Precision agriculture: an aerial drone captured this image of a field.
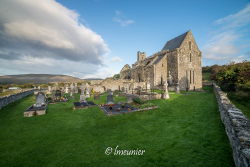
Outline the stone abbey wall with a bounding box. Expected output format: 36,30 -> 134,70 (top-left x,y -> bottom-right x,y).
0,89 -> 34,109
177,33 -> 202,91
213,83 -> 250,167
119,31 -> 202,90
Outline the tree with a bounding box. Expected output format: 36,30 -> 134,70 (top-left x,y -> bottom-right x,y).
113,74 -> 120,80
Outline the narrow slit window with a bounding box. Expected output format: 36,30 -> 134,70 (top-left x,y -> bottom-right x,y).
190,70 -> 192,84
189,41 -> 191,50
190,53 -> 192,62
186,70 -> 188,84
193,71 -> 194,84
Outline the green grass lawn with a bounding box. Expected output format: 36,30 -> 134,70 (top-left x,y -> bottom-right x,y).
0,86 -> 234,167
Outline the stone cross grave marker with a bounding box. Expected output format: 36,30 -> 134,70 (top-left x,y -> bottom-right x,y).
163,81 -> 170,99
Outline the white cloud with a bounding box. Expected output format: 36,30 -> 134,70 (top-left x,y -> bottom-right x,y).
83,66 -> 116,79
0,0 -> 109,63
203,32 -> 239,60
215,3 -> 250,29
0,57 -> 100,77
111,56 -> 123,62
202,3 -> 250,62
0,0 -> 114,79
113,10 -> 135,27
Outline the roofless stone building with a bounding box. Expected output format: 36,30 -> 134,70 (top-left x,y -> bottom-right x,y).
120,31 -> 202,91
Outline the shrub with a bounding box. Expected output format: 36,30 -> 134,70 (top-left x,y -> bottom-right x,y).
214,61 -> 250,92
133,97 -> 144,104
113,74 -> 120,80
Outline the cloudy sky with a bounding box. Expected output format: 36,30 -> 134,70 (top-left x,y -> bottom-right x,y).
0,0 -> 249,79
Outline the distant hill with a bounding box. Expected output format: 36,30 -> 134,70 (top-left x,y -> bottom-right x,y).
84,78 -> 103,80
0,74 -> 84,84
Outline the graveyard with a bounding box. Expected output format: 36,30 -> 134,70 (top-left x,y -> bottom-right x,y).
0,86 -> 234,167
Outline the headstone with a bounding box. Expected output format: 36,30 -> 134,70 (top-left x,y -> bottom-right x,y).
85,89 -> 90,98
146,83 -> 151,92
75,86 -> 78,94
163,81 -> 170,99
70,83 -> 74,89
48,86 -> 51,92
176,82 -> 180,94
126,95 -> 133,103
107,91 -> 114,104
70,83 -> 74,94
65,86 -> 69,93
35,92 -> 46,107
80,94 -> 86,102
80,84 -> 85,91
38,86 -> 41,90
81,88 -> 85,95
130,83 -> 134,90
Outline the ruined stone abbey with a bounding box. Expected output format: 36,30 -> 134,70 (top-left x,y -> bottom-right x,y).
120,31 -> 202,90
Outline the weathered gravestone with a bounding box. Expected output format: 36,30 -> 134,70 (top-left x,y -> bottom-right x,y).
65,86 -> 69,93
80,94 -> 86,102
176,82 -> 180,94
85,89 -> 90,98
163,81 -> 170,99
146,83 -> 151,92
79,89 -> 86,102
48,86 -> 51,93
107,91 -> 114,104
34,92 -> 46,107
126,95 -> 133,103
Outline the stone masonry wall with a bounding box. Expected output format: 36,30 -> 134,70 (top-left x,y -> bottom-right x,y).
0,89 -> 34,109
213,83 -> 250,167
178,32 -> 202,91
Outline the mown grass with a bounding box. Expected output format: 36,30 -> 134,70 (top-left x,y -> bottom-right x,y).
0,86 -> 234,167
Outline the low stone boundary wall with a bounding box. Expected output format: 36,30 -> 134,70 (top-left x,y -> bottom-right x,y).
213,83 -> 250,167
0,89 -> 34,109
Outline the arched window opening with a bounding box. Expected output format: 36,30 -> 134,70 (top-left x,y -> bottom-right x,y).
138,74 -> 141,82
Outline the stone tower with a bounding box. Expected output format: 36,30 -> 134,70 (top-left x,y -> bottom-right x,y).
137,51 -> 146,62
